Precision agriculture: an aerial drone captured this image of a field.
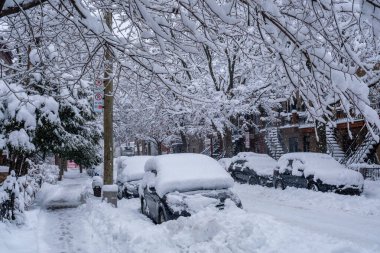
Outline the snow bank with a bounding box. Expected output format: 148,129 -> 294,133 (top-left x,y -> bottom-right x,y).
234,182 -> 380,216
231,152 -> 277,176
278,153 -> 364,186
117,156 -> 152,182
143,154 -> 234,197
37,182 -> 88,209
218,158 -> 232,171
81,197 -> 378,253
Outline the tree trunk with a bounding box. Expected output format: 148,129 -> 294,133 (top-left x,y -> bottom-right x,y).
180,131 -> 187,153
217,131 -> 223,157
316,121 -> 327,153
157,142 -> 162,155
224,127 -> 233,157
136,139 -> 141,155
79,164 -> 83,174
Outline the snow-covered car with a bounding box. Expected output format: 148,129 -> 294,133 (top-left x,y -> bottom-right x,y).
273,152 -> 364,195
228,152 -> 277,187
139,153 -> 242,224
218,158 -> 232,171
116,156 -> 152,199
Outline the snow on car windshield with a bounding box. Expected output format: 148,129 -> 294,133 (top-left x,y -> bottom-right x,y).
143,153 -> 234,197
278,153 -> 364,186
117,156 -> 152,183
231,152 -> 277,176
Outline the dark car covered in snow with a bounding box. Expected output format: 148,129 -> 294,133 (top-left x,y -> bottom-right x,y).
139,154 -> 242,224
116,156 -> 152,199
228,152 -> 277,187
273,153 -> 364,195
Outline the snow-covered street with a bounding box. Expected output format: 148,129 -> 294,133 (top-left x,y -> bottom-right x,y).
3,170 -> 379,253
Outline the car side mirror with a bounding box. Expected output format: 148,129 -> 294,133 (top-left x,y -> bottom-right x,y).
148,186 -> 156,192
297,168 -> 304,172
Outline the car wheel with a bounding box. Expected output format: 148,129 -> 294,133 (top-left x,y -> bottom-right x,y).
275,180 -> 285,190
249,176 -> 258,185
308,182 -> 319,192
157,209 -> 166,224
259,178 -> 266,186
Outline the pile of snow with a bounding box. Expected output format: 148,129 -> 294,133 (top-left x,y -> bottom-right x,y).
235,182 -> 380,217
81,198 -> 377,253
231,152 -> 277,176
117,156 -> 151,183
0,165 -> 9,173
142,154 -> 234,197
37,182 -> 87,209
218,158 -> 232,171
278,153 -> 364,186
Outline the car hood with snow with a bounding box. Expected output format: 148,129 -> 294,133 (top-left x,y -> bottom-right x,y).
231,152 -> 277,176
117,156 -> 152,183
278,153 -> 364,186
141,153 -> 234,197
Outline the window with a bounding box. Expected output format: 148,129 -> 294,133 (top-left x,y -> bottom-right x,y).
303,135 -> 310,152
289,137 -> 299,152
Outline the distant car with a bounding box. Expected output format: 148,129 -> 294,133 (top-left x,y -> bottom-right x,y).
273,152 -> 364,195
139,153 -> 242,224
218,158 -> 232,171
228,152 -> 277,187
116,156 -> 152,199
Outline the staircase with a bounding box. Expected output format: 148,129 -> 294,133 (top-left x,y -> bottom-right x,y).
326,126 -> 345,161
342,127 -> 380,165
265,128 -> 285,160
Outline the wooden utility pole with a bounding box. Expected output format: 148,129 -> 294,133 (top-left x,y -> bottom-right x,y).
102,11 -> 117,207
103,11 -> 113,185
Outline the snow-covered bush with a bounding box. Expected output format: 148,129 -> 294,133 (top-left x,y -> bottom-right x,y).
0,171 -> 24,224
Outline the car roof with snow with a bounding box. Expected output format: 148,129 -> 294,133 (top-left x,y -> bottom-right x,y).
278,152 -> 364,186
231,152 -> 277,176
143,153 -> 234,197
117,156 -> 152,182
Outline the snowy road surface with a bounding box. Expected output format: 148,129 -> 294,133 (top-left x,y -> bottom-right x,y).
2,170 -> 380,253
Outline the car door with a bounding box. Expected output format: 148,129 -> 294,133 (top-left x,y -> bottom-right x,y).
291,159 -> 308,188
143,170 -> 159,219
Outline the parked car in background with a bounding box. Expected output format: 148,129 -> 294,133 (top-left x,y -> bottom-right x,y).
218,158 -> 232,171
139,153 -> 242,224
273,152 -> 364,195
116,156 -> 152,199
228,152 -> 277,187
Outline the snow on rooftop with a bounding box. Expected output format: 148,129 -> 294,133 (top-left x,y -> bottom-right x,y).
278,152 -> 364,186
117,156 -> 152,182
0,166 -> 8,173
231,152 -> 277,176
143,153 -> 234,197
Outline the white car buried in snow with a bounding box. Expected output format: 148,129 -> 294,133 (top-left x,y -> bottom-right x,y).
116,156 -> 152,199
139,153 -> 242,224
273,152 -> 364,195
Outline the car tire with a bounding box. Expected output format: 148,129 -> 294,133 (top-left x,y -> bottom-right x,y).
249,176 -> 258,185
259,177 -> 266,186
308,182 -> 319,192
275,180 -> 285,190
117,190 -> 123,200
157,209 -> 166,224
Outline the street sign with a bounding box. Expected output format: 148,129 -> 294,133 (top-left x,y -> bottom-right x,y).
94,79 -> 104,113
